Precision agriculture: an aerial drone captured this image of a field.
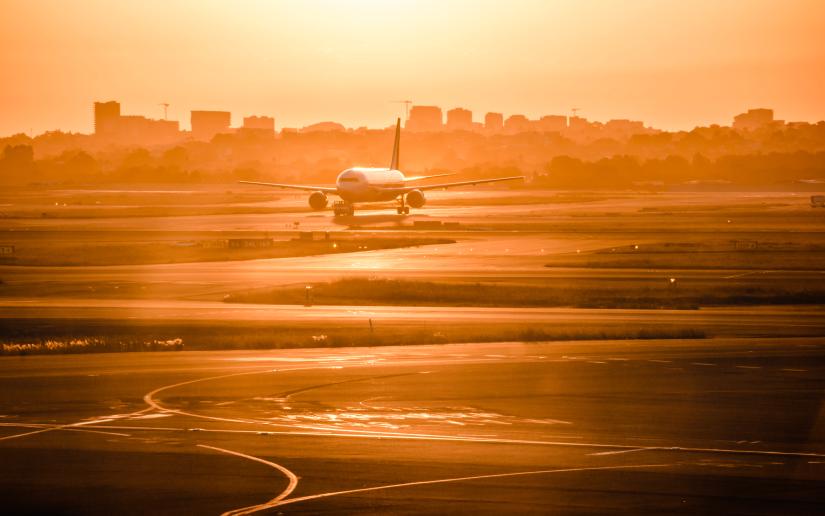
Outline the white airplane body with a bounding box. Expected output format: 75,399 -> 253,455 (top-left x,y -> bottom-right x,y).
241,119 -> 523,215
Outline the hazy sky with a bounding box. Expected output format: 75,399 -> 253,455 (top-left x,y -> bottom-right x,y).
2,0 -> 824,135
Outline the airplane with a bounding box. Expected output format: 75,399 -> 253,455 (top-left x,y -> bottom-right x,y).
240,118 -> 524,216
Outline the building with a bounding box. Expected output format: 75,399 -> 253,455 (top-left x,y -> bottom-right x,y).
243,116 -> 275,132
504,114 -> 531,134
406,105 -> 443,132
567,116 -> 591,132
733,108 -> 776,131
484,112 -> 504,133
116,116 -> 180,145
299,121 -> 346,133
241,116 -> 275,137
603,119 -> 646,139
94,101 -> 121,136
536,115 -> 567,133
191,110 -> 231,140
93,100 -> 181,145
446,107 -> 473,131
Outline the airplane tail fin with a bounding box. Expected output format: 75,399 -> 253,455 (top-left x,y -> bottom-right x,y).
389,118 -> 401,170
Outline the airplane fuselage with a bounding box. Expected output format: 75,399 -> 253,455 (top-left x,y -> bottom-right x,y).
336,167 -> 405,202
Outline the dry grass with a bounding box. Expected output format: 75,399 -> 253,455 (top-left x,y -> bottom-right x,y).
224,277 -> 825,309
0,318 -> 706,356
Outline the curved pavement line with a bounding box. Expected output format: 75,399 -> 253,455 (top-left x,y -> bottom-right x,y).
142,364 -> 825,461
269,463 -> 673,509
196,444 -> 298,516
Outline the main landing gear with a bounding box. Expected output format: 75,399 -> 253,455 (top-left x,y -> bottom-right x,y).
333,201 -> 355,216
396,196 -> 410,215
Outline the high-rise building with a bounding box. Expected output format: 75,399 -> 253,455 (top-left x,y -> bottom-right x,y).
733,109 -> 776,131
93,100 -> 181,144
191,110 -> 231,140
603,119 -> 646,139
536,115 -> 567,133
504,114 -> 531,134
116,116 -> 180,145
94,101 -> 121,136
299,121 -> 346,133
446,108 -> 473,131
406,105 -> 443,132
241,116 -> 275,137
243,116 -> 275,131
484,112 -> 504,133
567,116 -> 591,132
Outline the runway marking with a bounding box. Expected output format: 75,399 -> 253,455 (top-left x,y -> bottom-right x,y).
735,365 -> 762,370
139,362 -> 825,464
589,447 -> 648,456
196,444 -> 298,516
691,362 -> 716,367
647,359 -> 671,363
723,270 -> 768,279
269,463 -> 673,509
0,422 -> 131,437
143,366 -> 320,413
0,406 -> 152,442
782,368 -> 807,372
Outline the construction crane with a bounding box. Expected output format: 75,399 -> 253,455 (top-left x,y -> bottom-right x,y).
159,103 -> 170,120
390,100 -> 413,120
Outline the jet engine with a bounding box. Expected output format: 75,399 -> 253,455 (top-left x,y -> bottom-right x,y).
308,191 -> 328,210
406,189 -> 426,208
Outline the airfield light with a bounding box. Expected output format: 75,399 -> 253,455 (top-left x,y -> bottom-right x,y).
669,277 -> 677,284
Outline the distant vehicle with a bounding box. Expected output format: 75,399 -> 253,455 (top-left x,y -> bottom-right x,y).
240,119 -> 524,216
811,195 -> 825,208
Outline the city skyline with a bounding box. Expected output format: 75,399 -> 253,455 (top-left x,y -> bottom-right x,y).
6,98 -> 812,143
2,1 -> 824,136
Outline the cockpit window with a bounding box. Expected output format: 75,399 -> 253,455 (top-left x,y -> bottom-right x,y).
340,177 -> 359,182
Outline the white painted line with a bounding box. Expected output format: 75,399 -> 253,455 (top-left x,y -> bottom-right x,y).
0,406 -> 152,442
197,444 -> 298,516
589,448 -> 649,456
270,463 -> 672,509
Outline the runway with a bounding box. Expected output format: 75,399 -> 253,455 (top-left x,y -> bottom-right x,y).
1,339 -> 824,514
1,298 -> 825,339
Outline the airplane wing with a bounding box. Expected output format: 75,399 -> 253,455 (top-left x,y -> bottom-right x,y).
402,173 -> 455,182
238,181 -> 337,193
404,175 -> 525,192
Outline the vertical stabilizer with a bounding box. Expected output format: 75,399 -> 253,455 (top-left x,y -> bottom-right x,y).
389,118 -> 401,170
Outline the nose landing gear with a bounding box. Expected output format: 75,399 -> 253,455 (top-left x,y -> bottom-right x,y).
396,196 -> 410,215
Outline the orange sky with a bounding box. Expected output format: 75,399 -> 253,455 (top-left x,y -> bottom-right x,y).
1,0 -> 824,136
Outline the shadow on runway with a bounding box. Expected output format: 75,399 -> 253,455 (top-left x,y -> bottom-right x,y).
332,213 -> 409,227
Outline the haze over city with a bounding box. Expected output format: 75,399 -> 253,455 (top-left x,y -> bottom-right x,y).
2,0 -> 824,135
2,1 -> 825,514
